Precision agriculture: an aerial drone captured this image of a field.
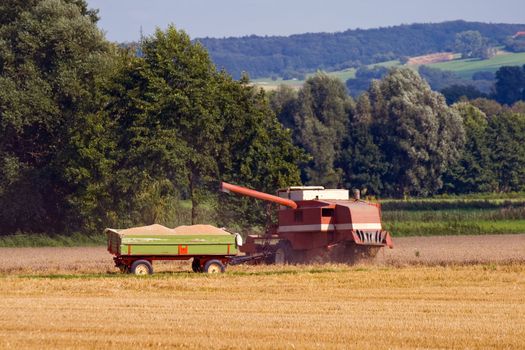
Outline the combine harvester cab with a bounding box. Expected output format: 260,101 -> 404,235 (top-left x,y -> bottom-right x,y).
221,182 -> 393,264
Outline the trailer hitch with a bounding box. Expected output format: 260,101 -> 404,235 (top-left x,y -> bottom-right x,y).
229,252 -> 272,265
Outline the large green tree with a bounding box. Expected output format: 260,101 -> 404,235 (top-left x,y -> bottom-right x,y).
104,26 -> 304,230
367,68 -> 465,197
494,65 -> 525,106
291,73 -> 353,187
269,85 -> 298,130
486,111 -> 525,192
454,30 -> 494,59
217,77 -> 305,231
443,103 -> 495,193
340,93 -> 386,195
0,0 -> 117,233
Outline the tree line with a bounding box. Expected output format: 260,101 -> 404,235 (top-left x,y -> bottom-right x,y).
1,1 -> 524,236
0,0 -> 303,235
347,64 -> 525,109
270,71 -> 525,197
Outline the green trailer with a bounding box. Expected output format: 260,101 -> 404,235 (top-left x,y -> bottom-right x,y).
106,224 -> 243,275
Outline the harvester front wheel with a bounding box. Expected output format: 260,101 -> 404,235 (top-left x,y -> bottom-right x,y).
130,260 -> 153,275
203,259 -> 225,274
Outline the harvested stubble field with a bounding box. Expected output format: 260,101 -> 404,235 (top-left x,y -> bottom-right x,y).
1,234 -> 523,274
1,234 -> 524,349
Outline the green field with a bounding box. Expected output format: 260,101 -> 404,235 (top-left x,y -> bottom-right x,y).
252,52 -> 525,89
252,60 -> 401,89
251,64 -> 399,89
382,195 -> 525,236
0,232 -> 105,247
427,51 -> 525,78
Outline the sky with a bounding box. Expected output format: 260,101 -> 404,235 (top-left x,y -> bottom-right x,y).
86,0 -> 525,42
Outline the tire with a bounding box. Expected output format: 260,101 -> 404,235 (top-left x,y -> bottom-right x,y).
274,241 -> 292,264
203,259 -> 225,274
130,260 -> 153,275
192,258 -> 202,273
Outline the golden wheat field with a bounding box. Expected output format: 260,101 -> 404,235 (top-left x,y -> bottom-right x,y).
0,235 -> 524,349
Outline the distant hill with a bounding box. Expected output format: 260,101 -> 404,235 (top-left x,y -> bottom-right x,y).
196,21 -> 525,79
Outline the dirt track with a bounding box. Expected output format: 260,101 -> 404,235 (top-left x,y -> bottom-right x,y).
407,52 -> 455,65
0,234 -> 524,274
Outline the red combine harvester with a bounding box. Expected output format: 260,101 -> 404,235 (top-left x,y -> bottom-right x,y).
220,182 -> 393,263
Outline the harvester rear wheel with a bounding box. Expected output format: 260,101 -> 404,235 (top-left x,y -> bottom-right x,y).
130,260 -> 153,275
203,259 -> 225,274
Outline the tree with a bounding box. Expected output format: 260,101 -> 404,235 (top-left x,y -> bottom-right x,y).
440,85 -> 486,105
292,73 -> 353,187
454,30 -> 493,59
0,0 -> 117,234
339,94 -> 386,195
418,66 -> 463,91
504,35 -> 525,53
443,103 -> 495,193
469,98 -> 506,116
102,51 -> 189,228
217,80 -> 305,231
346,65 -> 389,97
494,65 -> 525,105
104,26 -> 304,230
511,101 -> 525,114
269,85 -> 298,130
472,71 -> 495,81
367,68 -> 465,197
486,112 -> 525,192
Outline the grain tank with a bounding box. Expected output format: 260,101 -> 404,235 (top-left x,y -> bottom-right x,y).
220,182 -> 393,263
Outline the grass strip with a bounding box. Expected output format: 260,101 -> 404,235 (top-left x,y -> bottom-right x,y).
0,233 -> 105,247
386,220 -> 525,236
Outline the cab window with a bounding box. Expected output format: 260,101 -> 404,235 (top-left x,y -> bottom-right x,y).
322,208 -> 334,217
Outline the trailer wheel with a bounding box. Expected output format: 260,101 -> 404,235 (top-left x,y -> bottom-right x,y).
130,260 -> 153,275
192,258 -> 202,273
203,259 -> 225,274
